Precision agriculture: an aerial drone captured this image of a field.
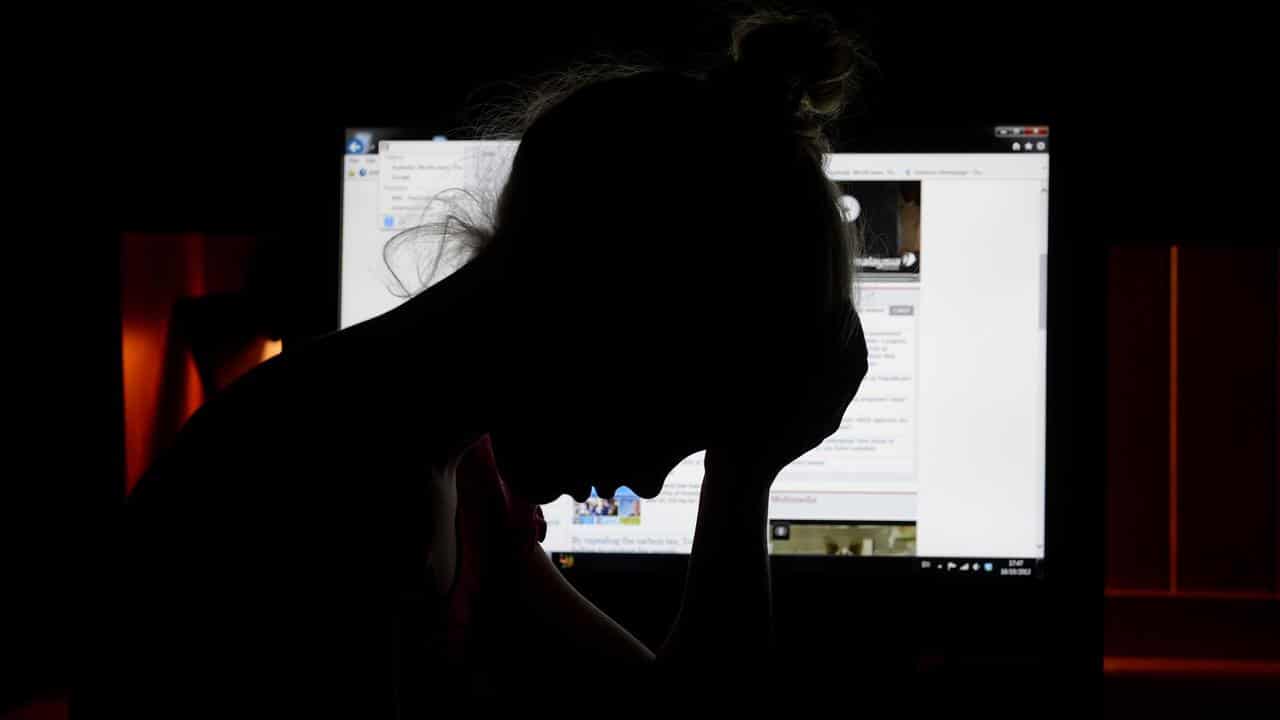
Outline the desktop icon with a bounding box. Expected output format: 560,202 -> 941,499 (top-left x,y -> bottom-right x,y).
346,131 -> 374,155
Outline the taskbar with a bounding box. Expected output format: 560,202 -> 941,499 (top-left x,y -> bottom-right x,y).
915,556 -> 1045,580
551,552 -> 1045,581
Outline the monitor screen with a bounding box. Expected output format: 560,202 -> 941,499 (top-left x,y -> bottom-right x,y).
339,127 -> 1050,578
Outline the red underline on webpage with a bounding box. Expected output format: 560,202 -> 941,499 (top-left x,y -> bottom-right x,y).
771,490 -> 917,495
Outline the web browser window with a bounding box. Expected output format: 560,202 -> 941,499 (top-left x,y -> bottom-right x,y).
340,128 -> 1050,577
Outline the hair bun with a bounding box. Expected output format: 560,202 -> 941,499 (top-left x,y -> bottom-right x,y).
729,11 -> 857,128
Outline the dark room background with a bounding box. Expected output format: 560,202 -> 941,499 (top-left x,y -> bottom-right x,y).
7,3 -> 1274,716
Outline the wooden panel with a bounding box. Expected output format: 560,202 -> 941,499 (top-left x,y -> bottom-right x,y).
1176,247 -> 1278,592
119,233 -> 262,492
1105,247 -> 1171,589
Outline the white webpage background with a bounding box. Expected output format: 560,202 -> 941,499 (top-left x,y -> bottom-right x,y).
912,178 -> 1046,558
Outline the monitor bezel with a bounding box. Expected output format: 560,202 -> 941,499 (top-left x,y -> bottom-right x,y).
325,124 -> 1090,592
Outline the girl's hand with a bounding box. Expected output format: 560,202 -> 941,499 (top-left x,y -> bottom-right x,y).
704,306 -> 868,494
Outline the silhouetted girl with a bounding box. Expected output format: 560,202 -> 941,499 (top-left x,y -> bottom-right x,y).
92,10 -> 868,716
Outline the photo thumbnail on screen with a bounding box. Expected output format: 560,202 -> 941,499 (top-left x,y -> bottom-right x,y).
573,487 -> 642,526
769,521 -> 917,557
838,180 -> 921,274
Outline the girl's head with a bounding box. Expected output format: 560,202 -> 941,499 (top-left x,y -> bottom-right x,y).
398,11 -> 865,503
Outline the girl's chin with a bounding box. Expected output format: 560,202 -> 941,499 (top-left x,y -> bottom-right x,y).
508,483 -> 573,506
565,480 -> 593,504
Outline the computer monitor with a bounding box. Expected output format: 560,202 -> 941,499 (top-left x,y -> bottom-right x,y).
338,126 -> 1051,581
